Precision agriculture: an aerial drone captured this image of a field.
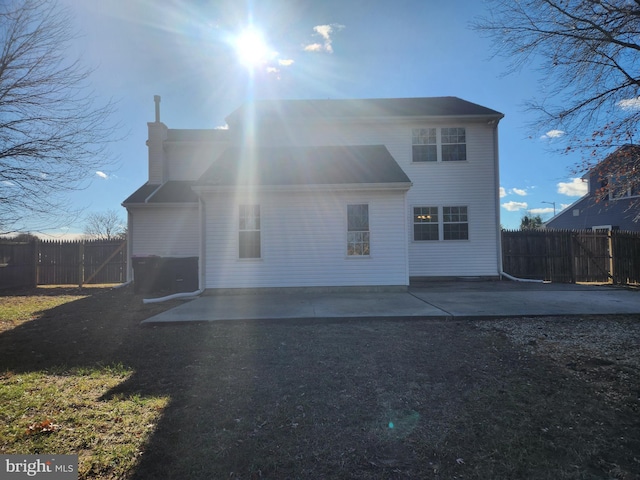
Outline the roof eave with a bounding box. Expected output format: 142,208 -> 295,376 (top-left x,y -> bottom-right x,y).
193,182 -> 412,194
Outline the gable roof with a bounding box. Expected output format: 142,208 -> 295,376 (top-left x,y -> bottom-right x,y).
196,145 -> 411,187
122,181 -> 198,205
226,97 -> 504,125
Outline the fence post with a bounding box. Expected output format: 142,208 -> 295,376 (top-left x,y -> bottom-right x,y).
78,241 -> 85,288
608,230 -> 615,284
32,238 -> 39,287
569,232 -> 576,284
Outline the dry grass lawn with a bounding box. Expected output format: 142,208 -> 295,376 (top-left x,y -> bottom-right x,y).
0,285 -> 638,479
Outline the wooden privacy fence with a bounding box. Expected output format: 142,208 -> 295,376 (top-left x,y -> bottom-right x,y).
502,229 -> 640,284
0,239 -> 127,289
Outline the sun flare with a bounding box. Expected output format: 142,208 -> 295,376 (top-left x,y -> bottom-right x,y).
234,28 -> 271,68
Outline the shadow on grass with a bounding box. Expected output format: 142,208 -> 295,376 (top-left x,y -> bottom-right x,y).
0,286 -> 638,479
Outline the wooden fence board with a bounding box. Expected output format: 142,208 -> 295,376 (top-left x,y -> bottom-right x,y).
502,229 -> 640,284
0,242 -> 36,289
0,239 -> 126,288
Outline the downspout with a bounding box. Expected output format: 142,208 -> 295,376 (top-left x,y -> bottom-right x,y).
492,119 -> 505,278
142,288 -> 204,304
142,195 -> 208,304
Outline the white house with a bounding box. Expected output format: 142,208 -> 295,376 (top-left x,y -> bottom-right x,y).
123,96 -> 504,291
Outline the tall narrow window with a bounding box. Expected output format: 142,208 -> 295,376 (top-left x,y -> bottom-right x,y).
441,128 -> 466,161
413,207 -> 439,241
239,204 -> 260,258
412,128 -> 437,162
443,206 -> 468,240
347,204 -> 370,256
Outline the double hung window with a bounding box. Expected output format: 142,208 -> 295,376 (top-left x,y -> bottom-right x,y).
239,205 -> 260,258
412,127 -> 466,162
413,206 -> 468,241
347,204 -> 370,256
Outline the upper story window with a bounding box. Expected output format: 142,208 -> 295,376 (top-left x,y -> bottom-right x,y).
412,128 -> 437,162
441,128 -> 466,161
239,204 -> 260,258
347,204 -> 370,256
412,127 -> 466,162
600,174 -> 640,200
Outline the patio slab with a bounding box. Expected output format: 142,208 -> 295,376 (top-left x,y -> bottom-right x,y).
141,281 -> 640,324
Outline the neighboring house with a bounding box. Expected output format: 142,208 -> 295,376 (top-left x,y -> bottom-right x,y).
123,96 -> 504,291
545,145 -> 640,231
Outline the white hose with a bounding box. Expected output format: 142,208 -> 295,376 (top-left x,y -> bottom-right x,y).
500,271 -> 546,283
142,289 -> 204,304
113,280 -> 133,289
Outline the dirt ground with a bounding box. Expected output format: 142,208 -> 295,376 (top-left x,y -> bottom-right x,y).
0,286 -> 639,479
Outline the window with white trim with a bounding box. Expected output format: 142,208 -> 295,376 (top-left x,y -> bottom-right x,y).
413,206 -> 439,240
412,128 -> 437,162
239,204 -> 260,258
443,206 -> 468,240
347,204 -> 370,256
412,127 -> 466,162
413,206 -> 468,241
441,128 -> 466,161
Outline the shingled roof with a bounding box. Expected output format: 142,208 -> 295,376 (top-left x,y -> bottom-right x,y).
226,97 -> 504,125
196,145 -> 411,187
122,181 -> 198,205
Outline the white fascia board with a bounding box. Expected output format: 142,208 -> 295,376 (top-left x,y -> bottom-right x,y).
125,203 -> 199,209
306,114 -> 504,126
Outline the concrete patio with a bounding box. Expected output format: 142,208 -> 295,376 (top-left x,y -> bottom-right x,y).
141,281 -> 640,324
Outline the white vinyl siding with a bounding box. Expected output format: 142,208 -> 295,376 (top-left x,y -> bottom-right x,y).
249,120 -> 500,277
201,190 -> 408,289
130,206 -> 199,257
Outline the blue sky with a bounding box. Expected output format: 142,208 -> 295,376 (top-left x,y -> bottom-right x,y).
45,0 -> 588,236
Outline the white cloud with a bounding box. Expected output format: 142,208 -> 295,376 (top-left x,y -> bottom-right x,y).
541,129 -> 565,140
303,24 -> 344,53
303,42 -> 323,52
510,188 -> 527,196
266,66 -> 279,73
502,201 -> 528,212
96,171 -> 108,179
560,203 -> 571,210
617,97 -> 640,111
214,124 -> 229,130
557,177 -> 587,197
278,58 -> 294,66
528,207 -> 555,215
499,187 -> 507,198
314,24 -> 333,41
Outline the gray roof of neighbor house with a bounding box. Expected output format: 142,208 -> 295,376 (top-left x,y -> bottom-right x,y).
545,145 -> 640,231
122,181 -> 198,205
226,97 -> 504,125
196,145 -> 412,187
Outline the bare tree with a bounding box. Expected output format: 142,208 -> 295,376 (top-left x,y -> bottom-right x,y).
83,209 -> 125,241
474,1 -> 640,183
0,0 -> 118,234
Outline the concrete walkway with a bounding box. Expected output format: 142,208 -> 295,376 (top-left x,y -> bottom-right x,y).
141,281 -> 640,324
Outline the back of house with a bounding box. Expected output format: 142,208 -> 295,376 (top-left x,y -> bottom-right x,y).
123,96 -> 504,291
